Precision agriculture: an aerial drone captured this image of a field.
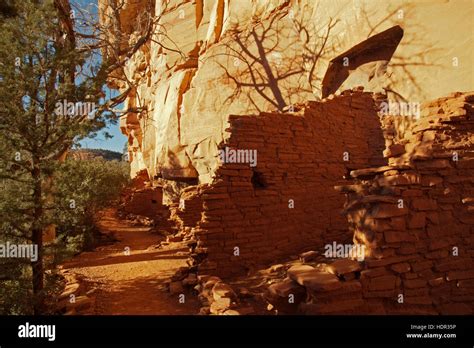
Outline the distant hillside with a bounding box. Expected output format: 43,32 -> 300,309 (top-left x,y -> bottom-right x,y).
68,149 -> 124,161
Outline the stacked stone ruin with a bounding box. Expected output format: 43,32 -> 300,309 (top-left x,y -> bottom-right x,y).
171,90 -> 387,276
164,91 -> 474,314
269,91 -> 474,314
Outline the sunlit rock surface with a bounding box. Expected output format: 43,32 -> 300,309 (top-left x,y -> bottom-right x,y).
99,0 -> 474,185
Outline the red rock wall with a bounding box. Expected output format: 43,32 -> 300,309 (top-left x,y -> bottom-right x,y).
263,92 -> 474,316
122,187 -> 164,218
174,91 -> 386,277
337,92 -> 474,314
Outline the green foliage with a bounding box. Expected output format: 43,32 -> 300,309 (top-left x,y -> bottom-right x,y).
0,158 -> 130,314
0,0 -> 113,164
68,148 -> 124,161
52,159 -> 129,254
0,273 -> 33,315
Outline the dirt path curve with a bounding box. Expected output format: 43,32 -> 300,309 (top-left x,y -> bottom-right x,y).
61,208 -> 200,315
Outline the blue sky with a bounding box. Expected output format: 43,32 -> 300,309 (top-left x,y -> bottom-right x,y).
79,111 -> 128,153
74,0 -> 127,153
79,87 -> 127,153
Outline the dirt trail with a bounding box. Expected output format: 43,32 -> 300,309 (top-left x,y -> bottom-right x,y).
61,208 -> 199,315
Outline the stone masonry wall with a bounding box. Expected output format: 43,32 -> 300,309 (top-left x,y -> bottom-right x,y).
120,170 -> 167,219
173,91 -> 386,277
267,91 -> 474,315
122,187 -> 164,218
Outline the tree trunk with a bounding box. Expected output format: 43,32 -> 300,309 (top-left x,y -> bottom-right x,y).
31,163 -> 44,315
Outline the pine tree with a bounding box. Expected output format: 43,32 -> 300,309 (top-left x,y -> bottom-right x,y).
0,0 -> 120,314
0,0 -> 172,314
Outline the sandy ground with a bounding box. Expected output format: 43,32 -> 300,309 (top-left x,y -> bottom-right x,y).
62,208 -> 200,315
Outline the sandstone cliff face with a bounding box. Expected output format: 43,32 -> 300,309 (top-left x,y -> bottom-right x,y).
100,0 -> 473,188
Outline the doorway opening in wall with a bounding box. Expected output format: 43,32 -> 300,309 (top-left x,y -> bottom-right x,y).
251,170 -> 267,189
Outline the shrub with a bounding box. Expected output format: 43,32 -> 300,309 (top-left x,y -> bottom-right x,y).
52,158 -> 130,255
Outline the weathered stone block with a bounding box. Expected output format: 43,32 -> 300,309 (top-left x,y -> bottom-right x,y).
391,263 -> 411,274
373,204 -> 408,218
412,198 -> 437,211
365,275 -> 398,291
327,259 -> 361,277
